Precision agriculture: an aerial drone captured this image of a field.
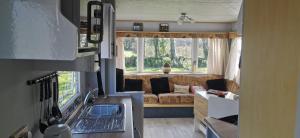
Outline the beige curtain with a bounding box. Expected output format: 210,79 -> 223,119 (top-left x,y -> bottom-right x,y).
225,37 -> 242,82
115,37 -> 125,69
207,38 -> 229,75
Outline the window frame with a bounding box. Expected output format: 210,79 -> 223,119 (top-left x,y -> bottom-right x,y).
122,37 -> 208,74
57,71 -> 81,112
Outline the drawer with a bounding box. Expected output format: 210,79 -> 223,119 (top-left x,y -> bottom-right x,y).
194,108 -> 206,121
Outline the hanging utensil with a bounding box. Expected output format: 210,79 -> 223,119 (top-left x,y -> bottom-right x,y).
39,80 -> 48,134
44,78 -> 51,124
48,75 -> 62,125
47,78 -> 56,126
52,75 -> 62,118
47,78 -> 52,117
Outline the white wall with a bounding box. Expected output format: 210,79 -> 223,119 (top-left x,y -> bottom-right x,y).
116,21 -> 233,32
232,1 -> 243,35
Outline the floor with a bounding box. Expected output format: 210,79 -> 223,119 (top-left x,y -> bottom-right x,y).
144,118 -> 205,138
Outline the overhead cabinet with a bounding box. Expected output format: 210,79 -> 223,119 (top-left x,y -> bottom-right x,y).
0,0 -> 96,60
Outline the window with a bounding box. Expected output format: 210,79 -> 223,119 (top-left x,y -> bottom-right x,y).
197,39 -> 209,73
58,71 -> 80,108
144,38 -> 171,72
121,37 -> 209,74
123,37 -> 138,73
79,34 -> 97,48
143,38 -> 193,72
172,38 -> 193,72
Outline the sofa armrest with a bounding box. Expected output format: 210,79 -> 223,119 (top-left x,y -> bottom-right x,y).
207,96 -> 239,119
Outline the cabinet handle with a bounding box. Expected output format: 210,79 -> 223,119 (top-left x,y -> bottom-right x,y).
87,1 -> 103,44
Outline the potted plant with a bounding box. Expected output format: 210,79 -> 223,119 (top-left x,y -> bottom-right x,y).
162,58 -> 171,74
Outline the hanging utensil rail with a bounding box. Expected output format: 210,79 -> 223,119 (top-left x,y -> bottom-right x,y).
27,72 -> 58,85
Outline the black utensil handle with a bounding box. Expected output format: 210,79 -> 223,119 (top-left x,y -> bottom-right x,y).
87,1 -> 103,43
48,79 -> 52,98
40,81 -> 44,102
44,79 -> 48,100
55,75 -> 59,103
53,82 -> 57,103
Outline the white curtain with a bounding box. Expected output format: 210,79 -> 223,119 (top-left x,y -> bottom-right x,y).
225,37 -> 242,83
115,37 -> 125,69
207,38 -> 229,75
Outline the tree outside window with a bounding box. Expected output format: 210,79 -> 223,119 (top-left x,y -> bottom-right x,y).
121,37 -> 208,74
197,39 -> 209,73
123,37 -> 138,73
144,38 -> 171,72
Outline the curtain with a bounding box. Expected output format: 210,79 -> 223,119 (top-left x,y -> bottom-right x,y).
225,37 -> 242,83
115,37 -> 125,69
207,38 -> 229,75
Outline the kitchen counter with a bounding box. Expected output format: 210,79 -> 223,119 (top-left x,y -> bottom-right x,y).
204,117 -> 238,138
71,96 -> 134,138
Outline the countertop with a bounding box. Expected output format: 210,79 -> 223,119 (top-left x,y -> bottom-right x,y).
71,96 -> 134,138
204,117 -> 238,138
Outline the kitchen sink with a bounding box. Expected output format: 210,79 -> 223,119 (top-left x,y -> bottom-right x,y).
71,103 -> 125,134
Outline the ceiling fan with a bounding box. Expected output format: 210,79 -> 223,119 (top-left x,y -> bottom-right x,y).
177,12 -> 195,25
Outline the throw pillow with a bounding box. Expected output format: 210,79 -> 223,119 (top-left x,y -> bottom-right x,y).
124,79 -> 143,91
206,79 -> 228,91
150,77 -> 170,95
174,84 -> 190,94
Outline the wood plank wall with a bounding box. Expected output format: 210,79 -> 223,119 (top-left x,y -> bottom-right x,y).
240,0 -> 300,137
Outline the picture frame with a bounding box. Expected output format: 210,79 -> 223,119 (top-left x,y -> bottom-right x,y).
159,23 -> 169,32
132,23 -> 143,31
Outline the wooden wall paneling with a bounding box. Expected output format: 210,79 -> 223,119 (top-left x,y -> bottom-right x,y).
240,0 -> 300,137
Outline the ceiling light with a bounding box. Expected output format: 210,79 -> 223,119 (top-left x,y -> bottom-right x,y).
177,13 -> 195,25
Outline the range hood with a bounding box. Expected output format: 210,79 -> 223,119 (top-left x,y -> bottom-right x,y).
0,0 -> 86,60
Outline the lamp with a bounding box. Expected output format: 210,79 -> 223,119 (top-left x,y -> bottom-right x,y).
177,12 -> 195,25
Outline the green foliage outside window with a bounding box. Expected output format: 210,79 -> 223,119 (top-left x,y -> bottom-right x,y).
123,37 -> 208,73
58,71 -> 80,108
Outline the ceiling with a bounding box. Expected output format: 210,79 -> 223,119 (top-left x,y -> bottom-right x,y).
115,0 -> 243,22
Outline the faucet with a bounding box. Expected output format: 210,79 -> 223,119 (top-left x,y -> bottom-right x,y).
83,88 -> 99,106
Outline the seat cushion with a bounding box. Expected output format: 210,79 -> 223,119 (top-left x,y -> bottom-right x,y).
150,77 -> 170,95
179,94 -> 195,104
144,94 -> 158,104
124,79 -> 143,91
158,93 -> 194,104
